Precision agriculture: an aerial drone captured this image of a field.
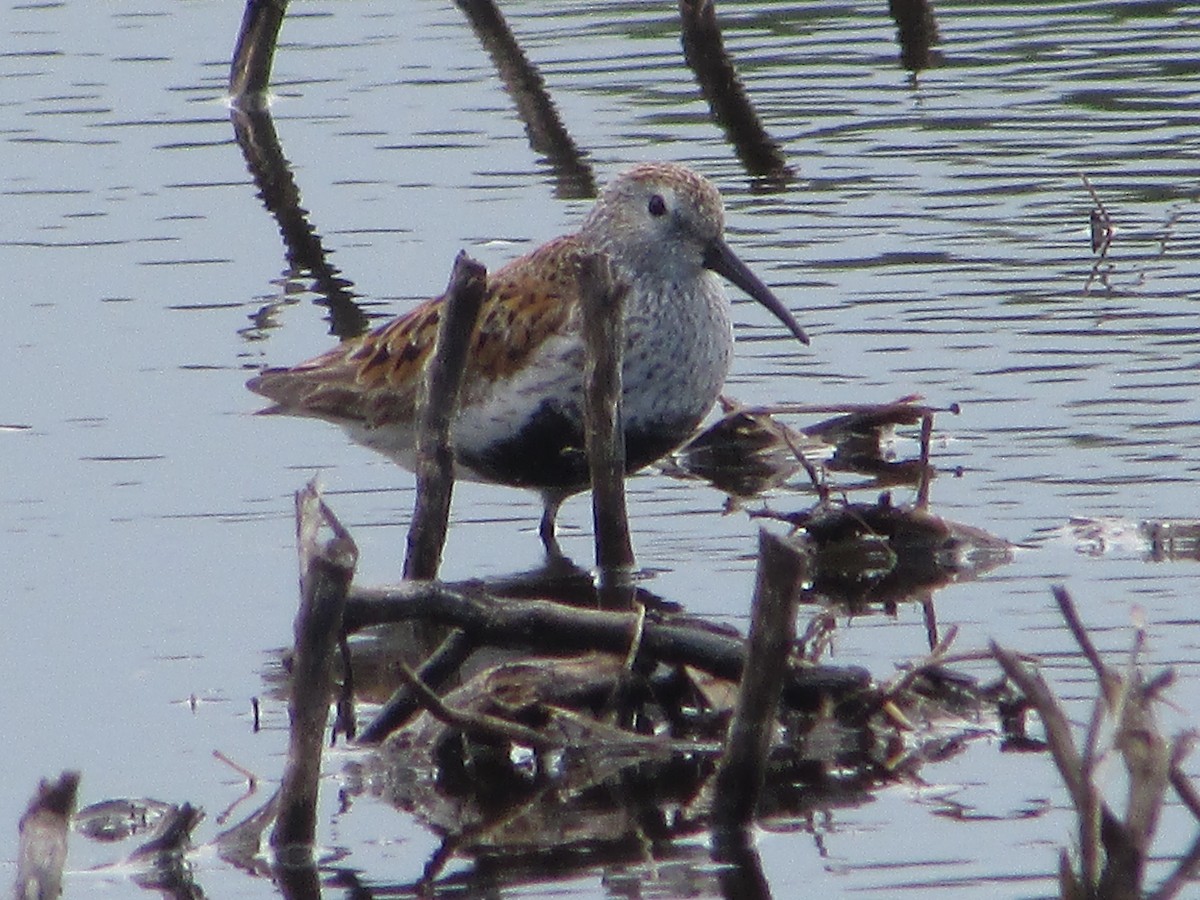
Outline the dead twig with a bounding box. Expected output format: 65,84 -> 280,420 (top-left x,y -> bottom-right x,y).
1081,173 -> 1115,293
1082,174 -> 1115,255
358,628 -> 477,744
916,410 -> 934,508
578,252 -> 635,573
343,580 -> 870,713
213,750 -> 260,826
271,481 -> 358,854
712,530 -> 807,834
393,660 -> 562,752
1052,584 -> 1119,703
876,624 -> 960,711
994,586 -> 1200,899
229,0 -> 288,101
405,251 -> 487,581
989,641 -> 1089,804
779,423 -> 829,503
213,750 -> 258,788
1169,732 -> 1200,823
334,631 -> 357,742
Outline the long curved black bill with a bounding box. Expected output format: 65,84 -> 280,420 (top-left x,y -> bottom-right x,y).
703,237 -> 809,345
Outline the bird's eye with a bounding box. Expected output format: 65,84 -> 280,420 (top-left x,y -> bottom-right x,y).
647,194 -> 667,217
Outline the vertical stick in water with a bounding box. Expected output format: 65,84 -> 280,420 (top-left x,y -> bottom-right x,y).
404,252 -> 487,581
271,483 -> 357,856
229,0 -> 289,100
577,252 -> 635,573
712,529 -> 807,834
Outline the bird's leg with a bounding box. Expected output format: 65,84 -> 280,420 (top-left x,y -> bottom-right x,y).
539,494 -> 566,559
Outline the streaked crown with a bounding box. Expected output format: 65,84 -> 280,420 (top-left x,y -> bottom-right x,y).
579,162 -> 726,279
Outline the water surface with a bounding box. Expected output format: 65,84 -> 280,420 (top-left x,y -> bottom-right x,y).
3,1 -> 1199,896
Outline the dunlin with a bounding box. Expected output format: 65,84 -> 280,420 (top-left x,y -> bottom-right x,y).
248,162 -> 808,550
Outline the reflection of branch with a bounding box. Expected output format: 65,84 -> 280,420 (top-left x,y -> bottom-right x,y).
888,0 -> 941,74
230,104 -> 369,340
128,803 -> 206,898
678,0 -> 793,189
712,827 -> 772,900
454,0 -> 596,199
1082,173 -> 1115,294
229,2 -> 369,339
215,790 -> 279,876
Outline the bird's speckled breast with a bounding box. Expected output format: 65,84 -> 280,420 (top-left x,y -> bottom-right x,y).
452,270 -> 734,490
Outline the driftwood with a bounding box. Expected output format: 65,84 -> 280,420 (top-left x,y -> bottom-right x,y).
352,577 -> 1015,879
343,580 -> 870,713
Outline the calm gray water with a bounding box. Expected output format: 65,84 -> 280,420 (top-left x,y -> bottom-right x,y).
3,0 -> 1199,896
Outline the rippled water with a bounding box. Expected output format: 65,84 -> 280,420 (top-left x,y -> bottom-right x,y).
3,0 -> 1200,896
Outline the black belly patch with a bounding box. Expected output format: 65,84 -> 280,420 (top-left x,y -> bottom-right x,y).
460,400 -> 696,492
